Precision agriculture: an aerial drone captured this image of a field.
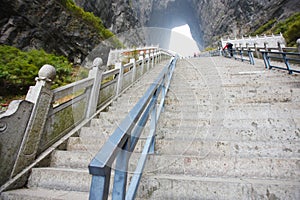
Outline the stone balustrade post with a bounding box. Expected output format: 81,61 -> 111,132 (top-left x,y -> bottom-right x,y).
130,58 -> 137,82
150,50 -> 154,68
254,43 -> 260,59
116,62 -> 124,96
85,58 -> 105,119
158,50 -> 162,63
12,65 -> 56,177
277,42 -> 283,52
139,51 -> 145,74
145,50 -> 150,71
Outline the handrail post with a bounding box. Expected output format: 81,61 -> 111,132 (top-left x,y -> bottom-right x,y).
112,138 -> 131,199
264,42 -> 268,51
116,62 -> 124,96
262,51 -> 271,69
12,65 -> 56,176
89,168 -> 111,200
149,98 -> 157,154
86,58 -> 105,119
130,58 -> 137,82
282,53 -> 292,74
248,50 -> 255,65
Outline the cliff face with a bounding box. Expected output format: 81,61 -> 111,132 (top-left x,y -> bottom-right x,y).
191,0 -> 300,46
73,0 -> 140,33
0,0 -> 102,63
131,0 -> 300,47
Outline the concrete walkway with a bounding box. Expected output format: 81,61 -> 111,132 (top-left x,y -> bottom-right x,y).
137,57 -> 300,199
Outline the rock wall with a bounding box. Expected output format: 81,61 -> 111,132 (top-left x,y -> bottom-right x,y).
192,0 -> 300,46
73,0 -> 140,33
0,0 -> 102,63
131,0 -> 300,47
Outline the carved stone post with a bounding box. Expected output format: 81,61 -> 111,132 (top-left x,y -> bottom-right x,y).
86,58 -> 105,119
277,42 -> 283,52
130,58 -> 137,82
158,50 -> 162,63
254,43 -> 260,59
150,50 -> 154,68
139,51 -> 145,75
116,62 -> 124,96
12,64 -> 56,176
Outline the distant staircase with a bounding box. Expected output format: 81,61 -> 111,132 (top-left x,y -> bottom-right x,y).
136,58 -> 300,199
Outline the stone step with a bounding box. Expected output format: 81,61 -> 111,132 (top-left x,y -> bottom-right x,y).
66,135 -> 299,159
50,150 -> 149,179
136,174 -> 300,199
143,155 -> 299,181
51,150 -> 94,169
66,137 -> 105,152
156,123 -> 300,142
27,168 -> 91,192
0,188 -> 89,200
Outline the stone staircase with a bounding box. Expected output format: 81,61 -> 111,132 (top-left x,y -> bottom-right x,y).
136,57 -> 300,199
1,57 -> 300,199
0,60 -> 169,200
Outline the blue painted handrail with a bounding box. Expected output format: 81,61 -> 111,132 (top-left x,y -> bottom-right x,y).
88,55 -> 178,200
261,51 -> 300,74
222,48 -> 255,65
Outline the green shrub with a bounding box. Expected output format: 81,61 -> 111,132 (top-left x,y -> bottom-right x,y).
252,19 -> 276,36
0,45 -> 73,96
251,12 -> 300,46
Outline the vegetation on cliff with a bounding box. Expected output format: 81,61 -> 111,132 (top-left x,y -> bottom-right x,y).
0,45 -> 74,97
59,0 -> 123,48
252,12 -> 300,46
60,0 -> 114,40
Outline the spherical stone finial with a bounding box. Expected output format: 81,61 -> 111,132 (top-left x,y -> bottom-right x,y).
92,57 -> 106,70
38,64 -> 56,82
297,38 -> 300,45
93,57 -> 103,67
297,38 -> 300,53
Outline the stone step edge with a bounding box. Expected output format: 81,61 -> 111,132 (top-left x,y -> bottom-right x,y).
0,188 -> 89,200
141,173 -> 300,186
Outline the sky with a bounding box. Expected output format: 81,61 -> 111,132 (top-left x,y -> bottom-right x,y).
169,24 -> 200,57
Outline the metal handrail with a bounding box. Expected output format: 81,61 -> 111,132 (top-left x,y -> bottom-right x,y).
88,55 -> 177,200
260,50 -> 300,74
222,48 -> 255,65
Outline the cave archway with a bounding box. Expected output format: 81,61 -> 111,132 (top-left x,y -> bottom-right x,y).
145,0 -> 204,51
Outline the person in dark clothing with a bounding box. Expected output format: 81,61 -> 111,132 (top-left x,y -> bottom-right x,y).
223,42 -> 233,57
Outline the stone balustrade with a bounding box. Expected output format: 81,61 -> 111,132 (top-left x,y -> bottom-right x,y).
0,47 -> 170,191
